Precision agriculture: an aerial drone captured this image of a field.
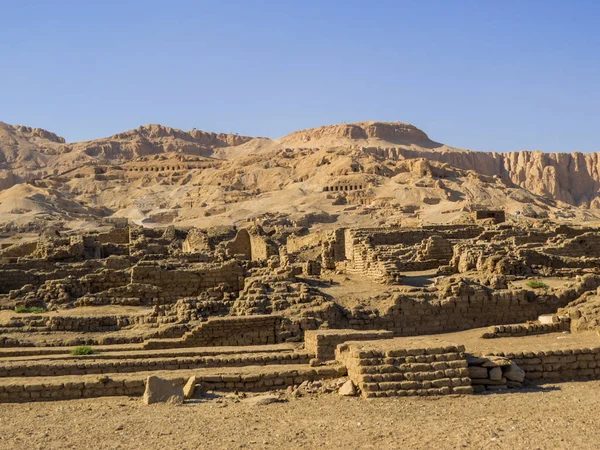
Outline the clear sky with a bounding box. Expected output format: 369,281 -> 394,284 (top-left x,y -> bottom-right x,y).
1,0 -> 599,152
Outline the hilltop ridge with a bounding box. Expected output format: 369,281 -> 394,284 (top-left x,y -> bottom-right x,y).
1,119 -> 600,230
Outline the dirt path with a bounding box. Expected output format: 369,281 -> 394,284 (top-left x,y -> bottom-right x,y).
2,380 -> 600,449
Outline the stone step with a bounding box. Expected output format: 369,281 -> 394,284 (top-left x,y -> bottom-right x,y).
0,350 -> 312,378
0,342 -> 298,359
4,343 -> 300,362
0,363 -> 347,403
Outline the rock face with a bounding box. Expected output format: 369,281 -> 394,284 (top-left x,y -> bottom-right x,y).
277,121 -> 436,148
396,148 -> 600,208
142,376 -> 184,405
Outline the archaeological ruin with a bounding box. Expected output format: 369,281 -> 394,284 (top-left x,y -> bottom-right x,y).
2,215 -> 600,403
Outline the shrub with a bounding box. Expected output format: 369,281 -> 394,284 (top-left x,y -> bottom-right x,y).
70,346 -> 95,356
14,306 -> 45,314
526,280 -> 548,289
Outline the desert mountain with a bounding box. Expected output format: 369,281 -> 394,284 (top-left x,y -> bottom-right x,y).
0,120 -> 599,230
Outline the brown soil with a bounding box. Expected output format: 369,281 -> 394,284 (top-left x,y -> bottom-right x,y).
1,381 -> 599,449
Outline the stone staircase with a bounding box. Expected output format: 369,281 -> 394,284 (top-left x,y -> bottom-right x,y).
336,337 -> 473,398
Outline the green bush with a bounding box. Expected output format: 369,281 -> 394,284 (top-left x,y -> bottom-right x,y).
70,346 -> 95,356
526,280 -> 548,289
14,306 -> 45,314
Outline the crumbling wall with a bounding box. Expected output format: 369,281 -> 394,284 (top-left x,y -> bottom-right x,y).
130,261 -> 242,301
542,232 -> 600,258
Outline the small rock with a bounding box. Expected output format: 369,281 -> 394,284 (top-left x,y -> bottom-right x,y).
504,362 -> 525,382
338,380 -> 357,396
242,394 -> 283,406
309,358 -> 321,367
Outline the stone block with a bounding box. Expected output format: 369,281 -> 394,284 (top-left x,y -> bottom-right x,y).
142,376 -> 184,405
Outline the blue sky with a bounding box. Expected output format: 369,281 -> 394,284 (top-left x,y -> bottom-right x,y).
1,0 -> 599,152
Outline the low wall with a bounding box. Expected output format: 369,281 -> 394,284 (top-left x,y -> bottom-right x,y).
130,261 -> 242,299
0,352 -> 311,378
467,355 -> 525,392
341,274 -> 600,336
304,329 -> 393,361
492,346 -> 600,383
0,364 -> 347,403
0,313 -> 150,333
482,319 -> 570,339
144,315 -> 283,349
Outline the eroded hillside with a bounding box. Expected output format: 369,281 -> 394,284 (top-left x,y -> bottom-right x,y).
1,120 -> 599,231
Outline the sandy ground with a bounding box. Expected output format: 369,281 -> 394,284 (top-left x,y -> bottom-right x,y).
2,380 -> 600,450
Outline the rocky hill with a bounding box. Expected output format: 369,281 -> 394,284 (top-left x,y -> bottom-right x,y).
0,120 -> 599,230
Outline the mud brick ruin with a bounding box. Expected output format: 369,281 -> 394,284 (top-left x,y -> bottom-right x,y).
3,213 -> 600,402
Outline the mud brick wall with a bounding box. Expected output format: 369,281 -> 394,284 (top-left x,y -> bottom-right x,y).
341,275 -> 600,336
0,365 -> 347,403
343,289 -> 548,335
304,329 -> 393,361
467,355 -> 526,392
482,319 -> 570,338
542,232 -> 600,258
491,346 -> 600,383
82,270 -> 131,293
517,248 -> 600,270
196,364 -> 346,391
345,225 -> 482,249
145,315 -> 283,349
0,241 -> 37,258
286,231 -> 329,253
130,261 -> 242,299
0,352 -> 312,378
0,265 -> 100,293
1,313 -> 149,333
287,228 -> 346,261
95,227 -> 130,245
336,340 -> 473,398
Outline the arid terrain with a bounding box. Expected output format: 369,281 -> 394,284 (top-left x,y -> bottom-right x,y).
2,120 -> 600,237
3,120 -> 600,449
3,380 -> 600,450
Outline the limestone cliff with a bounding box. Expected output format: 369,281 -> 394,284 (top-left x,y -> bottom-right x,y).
388,148 -> 600,207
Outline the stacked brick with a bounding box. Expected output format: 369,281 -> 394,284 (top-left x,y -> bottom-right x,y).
130,260 -> 242,299
0,364 -> 346,403
304,329 -> 393,361
344,226 -> 483,283
493,346 -> 600,382
0,313 -> 150,333
144,315 -> 282,349
229,267 -> 328,315
0,351 -> 312,378
336,339 -> 473,398
467,355 -> 525,392
341,274 -> 600,336
482,318 -> 570,338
